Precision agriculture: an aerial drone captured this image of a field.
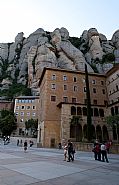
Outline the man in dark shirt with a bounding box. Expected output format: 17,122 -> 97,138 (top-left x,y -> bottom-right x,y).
67,140 -> 74,162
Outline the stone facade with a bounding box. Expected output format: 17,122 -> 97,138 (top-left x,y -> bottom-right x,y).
38,67 -> 111,148
0,100 -> 13,111
14,96 -> 39,136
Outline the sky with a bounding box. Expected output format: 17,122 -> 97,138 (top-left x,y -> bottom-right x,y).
0,0 -> 119,43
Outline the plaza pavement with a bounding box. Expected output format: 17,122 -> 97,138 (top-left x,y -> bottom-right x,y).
0,141 -> 119,185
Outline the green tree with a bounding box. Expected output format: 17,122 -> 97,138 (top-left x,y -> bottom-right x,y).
85,64 -> 92,142
106,114 -> 119,142
0,110 -> 17,136
25,119 -> 38,136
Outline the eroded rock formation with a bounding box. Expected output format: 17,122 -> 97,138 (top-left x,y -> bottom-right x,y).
0,27 -> 118,95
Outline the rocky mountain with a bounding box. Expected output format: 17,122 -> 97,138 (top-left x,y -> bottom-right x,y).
0,27 -> 119,97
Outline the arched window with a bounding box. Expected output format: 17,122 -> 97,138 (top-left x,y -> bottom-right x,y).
83,107 -> 87,116
99,109 -> 104,117
102,125 -> 109,141
71,106 -> 76,115
94,108 -> 99,117
83,124 -> 87,139
91,125 -> 96,139
113,125 -> 117,140
77,107 -> 82,115
115,106 -> 118,115
111,107 -> 114,116
96,125 -> 102,142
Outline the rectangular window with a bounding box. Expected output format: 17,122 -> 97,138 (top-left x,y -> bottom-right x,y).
28,99 -> 32,103
32,105 -> 36,109
102,89 -> 105,94
51,96 -> 56,102
63,75 -> 67,81
21,105 -> 25,110
51,84 -> 56,89
15,112 -> 19,116
84,87 -> 86,92
20,112 -> 24,116
64,85 -> 67,90
101,81 -> 104,85
32,112 -> 36,116
73,86 -> 77,92
93,88 -> 96,93
73,77 -> 77,82
116,85 -> 119,91
20,119 -> 24,122
63,97 -> 68,102
27,106 -> 30,109
25,99 -> 29,103
93,100 -> 97,105
16,106 -> 19,110
27,112 -> 30,116
72,98 -> 76,103
52,74 -> 56,80
21,99 -> 25,103
92,80 -> 96,84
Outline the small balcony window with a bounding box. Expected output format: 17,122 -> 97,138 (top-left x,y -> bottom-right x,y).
63,97 -> 68,103
51,84 -> 56,89
52,74 -> 56,80
51,96 -> 56,102
63,75 -> 67,81
64,85 -> 67,90
73,77 -> 77,82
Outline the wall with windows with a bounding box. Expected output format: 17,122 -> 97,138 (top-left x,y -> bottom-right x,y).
106,66 -> 119,105
0,101 -> 13,111
14,96 -> 39,136
38,68 -> 108,147
59,103 -> 109,143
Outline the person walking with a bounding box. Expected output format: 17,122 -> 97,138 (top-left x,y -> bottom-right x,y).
17,139 -> 19,146
67,140 -> 74,162
63,143 -> 68,161
101,142 -> 109,163
24,140 -> 28,152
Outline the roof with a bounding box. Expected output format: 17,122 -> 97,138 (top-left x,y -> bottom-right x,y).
15,96 -> 39,99
38,67 -> 106,87
106,64 -> 119,77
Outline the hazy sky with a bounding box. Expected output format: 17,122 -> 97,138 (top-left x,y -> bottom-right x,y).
0,0 -> 118,42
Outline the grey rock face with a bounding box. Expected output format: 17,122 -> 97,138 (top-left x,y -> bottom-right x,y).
0,43 -> 9,60
112,30 -> 119,49
60,27 -> 69,40
111,30 -> 119,63
0,27 -> 119,96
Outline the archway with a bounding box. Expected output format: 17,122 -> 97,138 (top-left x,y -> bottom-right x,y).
96,125 -> 102,142
91,125 -> 96,140
113,125 -> 117,140
77,107 -> 82,115
83,124 -> 87,140
102,125 -> 109,141
71,106 -> 76,115
70,124 -> 82,141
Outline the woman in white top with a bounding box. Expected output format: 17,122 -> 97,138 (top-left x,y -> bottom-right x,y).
101,142 -> 109,163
